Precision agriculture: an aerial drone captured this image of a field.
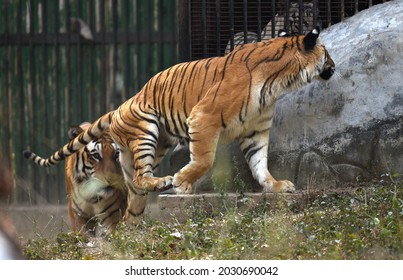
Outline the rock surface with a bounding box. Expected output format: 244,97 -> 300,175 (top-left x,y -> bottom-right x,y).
169,1 -> 403,192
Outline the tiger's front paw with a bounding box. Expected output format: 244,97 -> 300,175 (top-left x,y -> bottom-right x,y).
155,176 -> 174,192
172,176 -> 193,194
174,182 -> 193,194
263,179 -> 295,193
138,175 -> 174,192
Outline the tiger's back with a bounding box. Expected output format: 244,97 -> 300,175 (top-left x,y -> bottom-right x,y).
113,30 -> 334,148
65,122 -> 126,236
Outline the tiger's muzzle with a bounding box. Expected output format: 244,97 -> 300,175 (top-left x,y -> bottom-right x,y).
319,64 -> 335,80
319,49 -> 335,80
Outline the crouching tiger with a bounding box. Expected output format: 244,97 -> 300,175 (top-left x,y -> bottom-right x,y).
24,27 -> 335,224
65,122 -> 127,235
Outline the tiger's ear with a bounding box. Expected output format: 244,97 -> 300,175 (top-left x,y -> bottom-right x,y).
68,125 -> 83,140
303,26 -> 320,51
277,29 -> 289,37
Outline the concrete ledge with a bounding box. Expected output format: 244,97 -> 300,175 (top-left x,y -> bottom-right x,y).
146,192 -> 310,222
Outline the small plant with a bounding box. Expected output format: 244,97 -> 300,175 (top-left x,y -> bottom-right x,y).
23,231 -> 86,260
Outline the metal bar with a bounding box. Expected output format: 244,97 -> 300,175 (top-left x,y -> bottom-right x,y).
100,0 -> 106,112
201,0 -> 207,57
77,0 -> 83,121
341,0 -> 345,21
157,0 -> 163,70
243,0 -> 248,44
178,0 -> 190,62
327,0 -> 332,27
124,0 -> 130,99
313,0 -> 318,27
167,0 -> 177,65
66,0 -> 72,126
298,0 -> 303,34
170,0 -> 178,62
28,0 -> 38,202
112,0 -> 118,108
271,0 -> 275,38
215,0 -> 221,56
146,0 -> 152,78
257,0 -> 261,41
3,0 -> 12,170
42,0 -> 51,200
54,0 -> 62,202
16,0 -> 25,201
229,0 -> 234,51
135,0 -> 140,90
285,0 -> 290,34
88,0 -> 94,119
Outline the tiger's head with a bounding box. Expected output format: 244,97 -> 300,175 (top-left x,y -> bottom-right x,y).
256,26 -> 335,94
65,122 -> 126,235
302,26 -> 335,81
66,122 -> 126,203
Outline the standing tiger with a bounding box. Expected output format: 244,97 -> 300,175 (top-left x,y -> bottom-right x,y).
225,2 -> 318,54
64,122 -> 127,235
24,27 -> 335,224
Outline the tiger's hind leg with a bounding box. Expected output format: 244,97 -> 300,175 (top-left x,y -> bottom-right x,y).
239,127 -> 295,193
172,108 -> 222,194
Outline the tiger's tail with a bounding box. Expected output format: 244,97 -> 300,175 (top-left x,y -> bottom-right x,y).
23,111 -> 114,167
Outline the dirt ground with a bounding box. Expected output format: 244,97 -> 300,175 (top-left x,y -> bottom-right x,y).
6,204 -> 70,243
6,192 -> 160,243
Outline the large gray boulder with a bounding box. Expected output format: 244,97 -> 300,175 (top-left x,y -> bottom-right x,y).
268,0 -> 403,189
169,1 -> 403,192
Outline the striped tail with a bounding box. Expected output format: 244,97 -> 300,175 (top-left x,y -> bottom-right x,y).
23,112 -> 114,167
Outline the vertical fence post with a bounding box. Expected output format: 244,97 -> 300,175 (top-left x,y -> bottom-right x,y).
100,0 -> 107,112
2,1 -> 12,174
124,0 -> 130,100
178,0 -> 191,62
242,0 -> 248,44
229,0 -> 234,52
214,0 -> 221,56
257,0 -> 262,41
16,0 -> 26,202
112,0 -> 118,108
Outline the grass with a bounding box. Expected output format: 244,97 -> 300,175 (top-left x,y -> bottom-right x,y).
22,179 -> 403,260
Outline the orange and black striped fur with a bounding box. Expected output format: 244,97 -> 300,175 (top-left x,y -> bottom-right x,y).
24,27 -> 335,223
64,122 -> 126,235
